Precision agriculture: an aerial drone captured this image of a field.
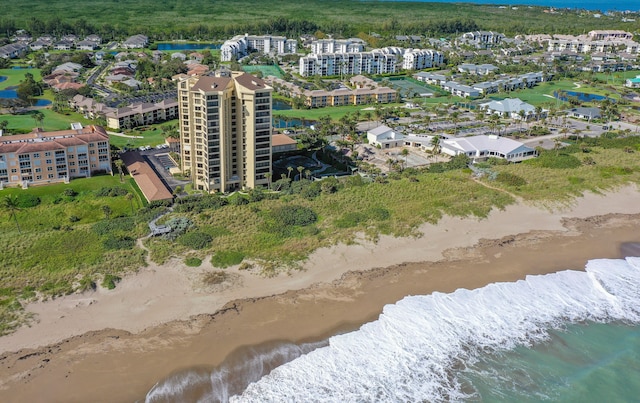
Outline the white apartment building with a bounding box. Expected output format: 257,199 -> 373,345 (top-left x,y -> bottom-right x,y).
402,49 -> 445,70
221,34 -> 297,61
177,72 -> 272,192
310,38 -> 365,54
299,51 -> 397,77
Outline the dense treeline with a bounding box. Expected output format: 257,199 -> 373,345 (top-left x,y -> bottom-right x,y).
0,0 -> 637,41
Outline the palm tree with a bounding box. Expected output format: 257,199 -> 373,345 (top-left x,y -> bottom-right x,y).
287,166 -> 294,179
400,148 -> 409,170
114,159 -> 125,183
430,135 -> 441,155
297,166 -> 304,181
1,195 -> 21,233
125,193 -> 135,215
265,172 -> 272,190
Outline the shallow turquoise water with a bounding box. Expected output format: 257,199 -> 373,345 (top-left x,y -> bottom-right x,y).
460,322 -> 640,402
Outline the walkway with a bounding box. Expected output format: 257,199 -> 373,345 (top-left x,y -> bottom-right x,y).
108,131 -> 144,139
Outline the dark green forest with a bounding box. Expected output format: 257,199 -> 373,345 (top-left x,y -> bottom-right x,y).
1,0 -> 637,40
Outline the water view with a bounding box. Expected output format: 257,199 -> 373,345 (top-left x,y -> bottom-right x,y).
156,43 -> 221,51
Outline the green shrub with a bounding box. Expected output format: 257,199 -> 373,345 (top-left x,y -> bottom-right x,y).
185,257 -> 202,267
102,235 -> 136,250
15,194 -> 41,208
211,250 -> 245,268
532,152 -> 582,169
92,217 -> 136,236
599,166 -> 633,178
102,274 -> 121,290
69,215 -> 80,223
496,172 -> 527,187
77,275 -> 96,292
178,231 -> 213,250
268,205 -> 318,227
95,187 -> 128,197
62,188 -> 78,197
335,212 -> 367,228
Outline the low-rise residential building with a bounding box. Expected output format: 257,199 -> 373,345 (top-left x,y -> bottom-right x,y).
443,81 -> 480,98
626,75 -> 640,88
0,125 -> 112,186
122,34 -> 149,49
441,134 -> 537,162
0,42 -> 28,59
70,95 -> 179,130
461,31 -> 505,48
367,125 -> 405,148
272,134 -> 298,153
479,98 -> 537,119
568,107 -> 602,120
458,63 -> 499,75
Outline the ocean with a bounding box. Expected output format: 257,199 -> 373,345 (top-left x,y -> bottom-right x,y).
375,0 -> 640,12
145,257 -> 640,402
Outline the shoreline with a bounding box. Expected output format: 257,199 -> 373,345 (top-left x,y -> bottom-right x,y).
0,185 -> 639,401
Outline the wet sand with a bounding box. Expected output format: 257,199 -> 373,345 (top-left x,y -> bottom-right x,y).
0,186 -> 639,402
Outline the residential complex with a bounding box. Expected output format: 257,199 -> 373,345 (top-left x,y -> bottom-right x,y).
0,125 -> 111,187
70,95 -> 179,130
415,71 -> 545,98
220,34 -> 297,61
299,51 -> 397,77
176,72 -> 273,192
265,75 -> 397,107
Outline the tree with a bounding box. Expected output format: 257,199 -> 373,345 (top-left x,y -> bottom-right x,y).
31,111 -> 45,129
0,120 -> 8,131
16,72 -> 43,105
287,166 -> 294,179
265,172 -> 272,190
1,195 -> 21,233
297,166 -> 304,181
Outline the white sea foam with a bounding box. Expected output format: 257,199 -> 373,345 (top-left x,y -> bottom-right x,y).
232,257 -> 640,402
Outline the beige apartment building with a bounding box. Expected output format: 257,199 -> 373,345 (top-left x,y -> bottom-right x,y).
176,72 -> 272,193
0,125 -> 111,187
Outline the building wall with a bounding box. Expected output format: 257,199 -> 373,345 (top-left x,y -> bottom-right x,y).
0,127 -> 111,186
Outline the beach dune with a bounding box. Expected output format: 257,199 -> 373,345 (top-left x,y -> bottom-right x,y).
0,185 -> 639,402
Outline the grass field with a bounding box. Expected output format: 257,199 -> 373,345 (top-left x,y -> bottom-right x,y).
275,103 -> 404,122
0,108 -> 92,132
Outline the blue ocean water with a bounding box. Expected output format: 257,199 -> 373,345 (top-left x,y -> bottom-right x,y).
375,0 -> 639,12
226,257 -> 640,402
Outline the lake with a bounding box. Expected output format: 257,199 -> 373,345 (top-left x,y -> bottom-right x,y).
156,43 -> 221,51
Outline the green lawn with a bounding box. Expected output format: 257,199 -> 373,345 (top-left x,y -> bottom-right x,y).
0,108 -> 92,132
0,68 -> 42,89
276,103 -> 404,121
108,120 -> 177,149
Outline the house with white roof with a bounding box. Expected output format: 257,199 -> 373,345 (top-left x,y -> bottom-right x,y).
441,135 -> 537,162
480,98 -> 536,120
367,125 -> 405,149
626,75 -> 640,88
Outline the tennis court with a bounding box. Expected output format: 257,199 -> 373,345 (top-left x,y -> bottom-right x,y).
242,65 -> 284,78
387,78 -> 438,97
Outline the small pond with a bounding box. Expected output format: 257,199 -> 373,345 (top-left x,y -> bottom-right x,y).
272,100 -> 292,111
0,76 -> 6,83
0,88 -> 52,106
554,90 -> 613,102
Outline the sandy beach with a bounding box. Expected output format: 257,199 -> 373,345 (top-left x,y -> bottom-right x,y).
0,185 -> 639,402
